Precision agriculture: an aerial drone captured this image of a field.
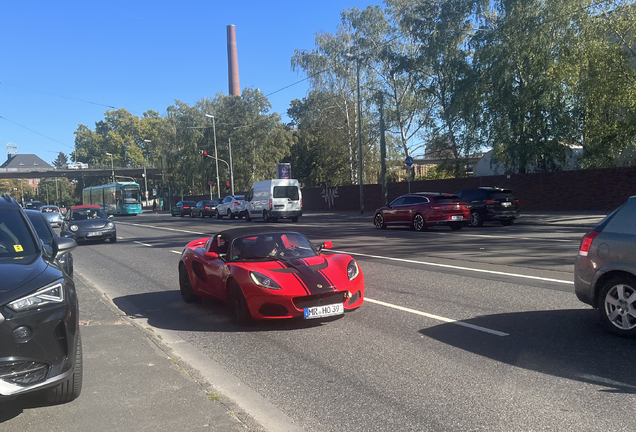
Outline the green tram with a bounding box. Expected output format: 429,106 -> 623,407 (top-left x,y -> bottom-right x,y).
82,182 -> 143,215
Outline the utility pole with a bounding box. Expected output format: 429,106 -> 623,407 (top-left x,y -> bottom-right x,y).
143,165 -> 148,207
355,56 -> 364,215
229,138 -> 235,195
379,93 -> 387,206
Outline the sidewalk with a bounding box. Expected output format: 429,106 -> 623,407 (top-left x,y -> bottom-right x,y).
0,276 -> 253,432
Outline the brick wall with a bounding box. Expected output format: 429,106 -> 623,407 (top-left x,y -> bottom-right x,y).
302,167 -> 636,212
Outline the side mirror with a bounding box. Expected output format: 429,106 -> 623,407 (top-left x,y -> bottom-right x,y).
204,252 -> 219,260
60,230 -> 75,239
52,237 -> 77,260
318,241 -> 332,252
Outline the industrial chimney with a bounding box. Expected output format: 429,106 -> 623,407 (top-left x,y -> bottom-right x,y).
227,25 -> 240,96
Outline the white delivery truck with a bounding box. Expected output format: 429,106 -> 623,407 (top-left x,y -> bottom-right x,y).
245,179 -> 302,222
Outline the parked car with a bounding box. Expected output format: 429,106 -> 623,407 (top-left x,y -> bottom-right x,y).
61,205 -> 117,243
190,199 -> 221,218
23,200 -> 44,210
41,205 -> 63,228
374,192 -> 470,231
171,201 -> 197,217
25,209 -> 75,277
245,179 -> 303,222
0,193 -> 81,403
216,195 -> 246,220
455,187 -> 520,227
178,227 -> 364,324
574,197 -> 636,336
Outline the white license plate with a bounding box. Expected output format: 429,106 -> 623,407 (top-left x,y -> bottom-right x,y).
451,215 -> 463,221
87,231 -> 103,237
304,303 -> 344,319
502,202 -> 512,207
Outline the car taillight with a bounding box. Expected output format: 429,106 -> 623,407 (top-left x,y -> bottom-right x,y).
579,230 -> 600,257
484,200 -> 496,205
513,199 -> 520,205
431,206 -> 441,210
269,200 -> 273,210
205,206 -> 210,209
184,206 -> 190,209
233,202 -> 239,206
300,199 -> 303,209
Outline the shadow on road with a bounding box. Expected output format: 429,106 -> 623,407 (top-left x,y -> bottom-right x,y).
420,309 -> 636,393
112,289 -> 342,333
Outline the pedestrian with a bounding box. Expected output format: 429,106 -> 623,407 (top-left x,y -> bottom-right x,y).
153,199 -> 158,213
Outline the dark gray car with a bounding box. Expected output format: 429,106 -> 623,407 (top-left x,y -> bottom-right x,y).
574,197 -> 636,336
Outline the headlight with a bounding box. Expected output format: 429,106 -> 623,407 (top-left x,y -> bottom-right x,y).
70,225 -> 79,232
107,222 -> 114,229
7,279 -> 65,312
249,272 -> 281,290
347,260 -> 360,281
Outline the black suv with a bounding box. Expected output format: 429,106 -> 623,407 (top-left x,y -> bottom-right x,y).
455,187 -> 520,227
171,201 -> 197,217
0,194 -> 81,403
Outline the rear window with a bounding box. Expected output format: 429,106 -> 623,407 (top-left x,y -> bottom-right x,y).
235,196 -> 245,201
0,208 -> 38,257
273,186 -> 299,200
183,201 -> 197,206
433,195 -> 463,204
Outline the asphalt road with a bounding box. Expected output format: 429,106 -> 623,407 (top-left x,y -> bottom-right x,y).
70,212 -> 636,431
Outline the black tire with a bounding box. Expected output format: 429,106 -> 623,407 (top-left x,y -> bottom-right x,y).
190,211 -> 195,218
263,211 -> 270,222
172,212 -> 176,217
413,213 -> 427,231
179,211 -> 184,217
501,219 -> 515,226
245,211 -> 252,222
110,236 -> 117,243
271,217 -> 278,222
228,209 -> 235,220
228,282 -> 252,325
374,213 -> 386,229
217,210 -> 223,219
179,265 -> 201,303
597,276 -> 636,337
290,216 -> 299,222
449,222 -> 463,231
470,211 -> 483,227
45,331 -> 82,404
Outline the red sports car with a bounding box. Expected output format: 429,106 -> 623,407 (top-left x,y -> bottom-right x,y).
178,227 -> 364,324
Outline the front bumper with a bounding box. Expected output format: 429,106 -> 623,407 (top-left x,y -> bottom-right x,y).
74,228 -> 116,241
0,294 -> 79,396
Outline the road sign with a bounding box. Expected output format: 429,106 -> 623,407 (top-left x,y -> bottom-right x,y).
405,156 -> 414,166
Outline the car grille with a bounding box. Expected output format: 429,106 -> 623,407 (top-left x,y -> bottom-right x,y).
0,361 -> 50,386
293,292 -> 346,310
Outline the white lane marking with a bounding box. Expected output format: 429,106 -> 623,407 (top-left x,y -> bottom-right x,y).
170,250 -> 182,255
335,250 -> 573,285
366,298 -> 509,336
134,241 -> 153,247
434,232 -> 577,242
117,221 -> 208,236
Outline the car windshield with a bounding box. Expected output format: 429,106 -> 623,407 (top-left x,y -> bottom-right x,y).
26,212 -> 54,244
0,208 -> 37,257
71,208 -> 108,220
183,201 -> 196,206
230,232 -> 317,261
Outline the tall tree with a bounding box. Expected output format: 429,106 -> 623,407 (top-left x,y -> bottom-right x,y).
52,152 -> 68,169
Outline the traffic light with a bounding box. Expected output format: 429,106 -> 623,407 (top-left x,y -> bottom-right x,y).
225,181 -> 230,191
198,150 -> 208,158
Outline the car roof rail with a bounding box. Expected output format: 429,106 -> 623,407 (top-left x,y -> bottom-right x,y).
2,193 -> 14,203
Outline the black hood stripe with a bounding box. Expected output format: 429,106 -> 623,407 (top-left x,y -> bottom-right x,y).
288,258 -> 333,295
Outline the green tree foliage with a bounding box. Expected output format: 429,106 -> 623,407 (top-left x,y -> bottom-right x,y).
52,152 -> 68,169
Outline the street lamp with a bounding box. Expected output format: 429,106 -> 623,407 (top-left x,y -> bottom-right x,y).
346,52 -> 364,215
105,153 -> 114,183
143,140 -> 151,205
204,114 -> 220,198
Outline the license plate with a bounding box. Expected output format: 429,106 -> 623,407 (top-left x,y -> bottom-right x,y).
87,231 -> 103,237
502,202 -> 511,207
451,215 -> 463,221
304,303 -> 344,319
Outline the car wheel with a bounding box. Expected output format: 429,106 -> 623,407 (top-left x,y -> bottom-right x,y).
263,210 -> 270,222
190,211 -> 195,218
217,210 -> 223,219
110,236 -> 117,243
228,281 -> 252,325
45,331 -> 82,404
470,211 -> 483,227
172,212 -> 176,217
501,219 -> 514,226
374,213 -> 386,229
449,222 -> 463,231
228,209 -> 235,220
179,264 -> 201,303
597,276 -> 636,337
290,216 -> 298,222
245,211 -> 252,222
180,211 -> 184,217
413,213 -> 427,231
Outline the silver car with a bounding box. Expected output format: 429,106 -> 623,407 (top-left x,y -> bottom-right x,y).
216,195 -> 246,220
574,197 -> 636,336
41,205 -> 63,228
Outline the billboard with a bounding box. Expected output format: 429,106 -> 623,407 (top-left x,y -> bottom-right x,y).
276,163 -> 291,179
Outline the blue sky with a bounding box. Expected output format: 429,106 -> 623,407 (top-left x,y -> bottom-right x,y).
1,0 -> 379,164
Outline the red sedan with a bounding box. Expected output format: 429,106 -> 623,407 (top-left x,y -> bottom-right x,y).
374,192 -> 470,231
178,227 -> 364,324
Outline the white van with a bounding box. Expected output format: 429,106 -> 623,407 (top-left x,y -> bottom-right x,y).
245,179 -> 302,222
